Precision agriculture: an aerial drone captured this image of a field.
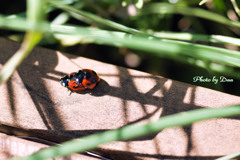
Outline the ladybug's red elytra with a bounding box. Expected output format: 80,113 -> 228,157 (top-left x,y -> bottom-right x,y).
60,69 -> 100,93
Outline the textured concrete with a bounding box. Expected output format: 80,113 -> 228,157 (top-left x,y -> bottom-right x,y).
0,37 -> 240,159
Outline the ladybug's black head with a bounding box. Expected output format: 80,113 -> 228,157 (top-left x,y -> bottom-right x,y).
60,75 -> 69,87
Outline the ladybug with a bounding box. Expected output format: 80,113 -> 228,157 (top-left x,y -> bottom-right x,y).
60,69 -> 100,93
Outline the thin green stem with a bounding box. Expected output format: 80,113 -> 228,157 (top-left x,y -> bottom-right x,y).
1,15 -> 240,47
141,3 -> 240,28
231,0 -> 240,17
151,31 -> 240,46
0,32 -> 42,84
50,25 -> 240,69
199,0 -> 209,6
217,151 -> 240,160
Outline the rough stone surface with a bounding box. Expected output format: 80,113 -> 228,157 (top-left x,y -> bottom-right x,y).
0,38 -> 240,159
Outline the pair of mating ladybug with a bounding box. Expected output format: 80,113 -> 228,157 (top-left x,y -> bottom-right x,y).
60,69 -> 100,92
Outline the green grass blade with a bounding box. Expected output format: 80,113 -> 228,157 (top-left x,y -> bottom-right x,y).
1,14 -> 240,47
0,14 -> 50,32
0,15 -> 240,78
199,0 -> 209,6
2,14 -> 240,47
52,25 -> 240,66
51,25 -> 240,71
0,17 -> 240,79
48,26 -> 240,79
217,151 -> 240,160
151,31 -> 240,46
11,105 -> 240,160
231,0 -> 240,17
140,3 -> 240,28
0,32 -> 43,84
0,0 -> 46,84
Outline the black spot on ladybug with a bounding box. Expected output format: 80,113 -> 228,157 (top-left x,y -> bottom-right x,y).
91,78 -> 96,83
86,83 -> 91,86
78,70 -> 84,74
73,85 -> 78,88
92,70 -> 97,76
85,71 -> 91,79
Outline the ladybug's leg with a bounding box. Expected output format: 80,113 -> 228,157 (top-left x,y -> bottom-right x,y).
67,88 -> 74,95
69,90 -> 73,96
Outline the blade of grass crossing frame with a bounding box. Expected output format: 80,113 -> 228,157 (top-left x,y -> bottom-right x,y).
231,0 -> 240,17
199,0 -> 209,6
0,0 -> 46,84
0,17 -> 240,79
0,15 -> 240,78
217,151 -> 240,160
11,105 -> 240,160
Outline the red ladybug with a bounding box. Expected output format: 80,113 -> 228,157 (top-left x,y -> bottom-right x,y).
60,69 -> 100,93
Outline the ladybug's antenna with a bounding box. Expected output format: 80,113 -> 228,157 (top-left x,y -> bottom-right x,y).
56,51 -> 84,69
70,59 -> 84,70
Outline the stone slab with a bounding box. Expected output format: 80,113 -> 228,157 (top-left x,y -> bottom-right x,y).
0,38 -> 240,159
